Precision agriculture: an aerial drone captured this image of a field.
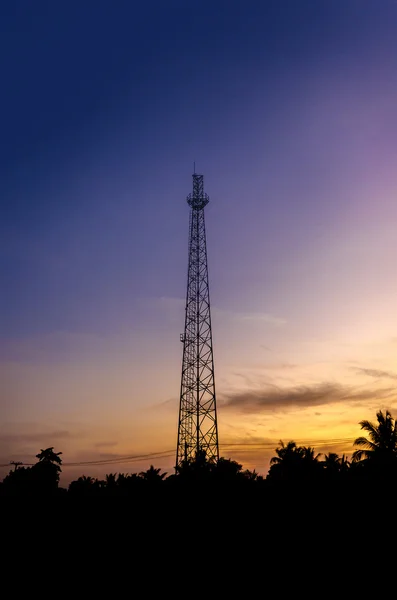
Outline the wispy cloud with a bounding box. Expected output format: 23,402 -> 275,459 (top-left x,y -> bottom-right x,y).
0,331 -> 113,363
93,441 -> 119,448
220,382 -> 396,414
236,312 -> 286,326
0,430 -> 72,444
212,307 -> 286,327
150,397 -> 178,410
353,367 -> 397,380
153,297 -> 286,327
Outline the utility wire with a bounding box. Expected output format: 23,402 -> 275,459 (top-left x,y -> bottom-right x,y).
0,436 -> 357,469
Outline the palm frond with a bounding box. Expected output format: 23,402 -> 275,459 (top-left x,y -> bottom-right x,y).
352,449 -> 367,462
353,436 -> 376,450
358,420 -> 381,443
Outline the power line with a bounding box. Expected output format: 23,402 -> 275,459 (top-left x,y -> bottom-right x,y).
0,436 -> 357,470
221,438 -> 355,447
62,450 -> 175,467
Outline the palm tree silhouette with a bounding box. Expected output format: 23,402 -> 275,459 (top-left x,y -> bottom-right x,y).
268,441 -> 322,482
36,447 -> 62,465
302,446 -> 321,462
68,475 -> 101,494
352,410 -> 397,465
139,465 -> 167,483
270,440 -> 301,465
105,473 -> 118,488
268,441 -> 302,481
33,447 -> 63,490
339,454 -> 350,473
324,452 -> 350,478
324,452 -> 340,467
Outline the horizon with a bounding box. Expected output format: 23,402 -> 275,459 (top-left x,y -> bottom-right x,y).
1,1 -> 397,486
1,431 -> 360,486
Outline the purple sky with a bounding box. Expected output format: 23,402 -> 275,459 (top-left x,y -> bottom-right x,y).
1,1 -> 397,483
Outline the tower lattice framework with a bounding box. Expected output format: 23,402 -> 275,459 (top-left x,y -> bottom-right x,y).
176,173 -> 219,468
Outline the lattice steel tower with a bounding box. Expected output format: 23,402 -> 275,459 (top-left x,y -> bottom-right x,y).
176,172 -> 219,468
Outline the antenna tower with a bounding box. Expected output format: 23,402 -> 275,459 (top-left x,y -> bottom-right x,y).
176,173 -> 219,468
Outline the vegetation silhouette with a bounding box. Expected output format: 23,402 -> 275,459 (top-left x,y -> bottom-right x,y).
1,410 -> 396,502
352,409 -> 397,462
1,446 -> 63,496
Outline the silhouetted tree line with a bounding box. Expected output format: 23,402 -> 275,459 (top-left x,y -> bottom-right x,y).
1,410 -> 396,499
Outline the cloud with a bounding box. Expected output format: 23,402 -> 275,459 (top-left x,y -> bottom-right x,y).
237,312 -> 287,326
220,382 -> 396,414
157,296 -> 184,308
213,307 -> 286,327
0,331 -> 106,363
0,430 -> 73,466
353,367 -> 397,380
93,441 -> 119,448
152,297 -> 286,327
150,397 -> 177,411
0,430 -> 72,444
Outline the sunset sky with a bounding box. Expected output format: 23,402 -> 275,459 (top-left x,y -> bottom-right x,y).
1,1 -> 397,484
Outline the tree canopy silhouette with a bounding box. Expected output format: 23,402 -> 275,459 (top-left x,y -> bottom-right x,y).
1,410 -> 396,499
267,440 -> 322,483
352,410 -> 397,476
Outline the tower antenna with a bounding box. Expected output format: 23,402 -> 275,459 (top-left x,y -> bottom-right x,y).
176,173 -> 219,468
